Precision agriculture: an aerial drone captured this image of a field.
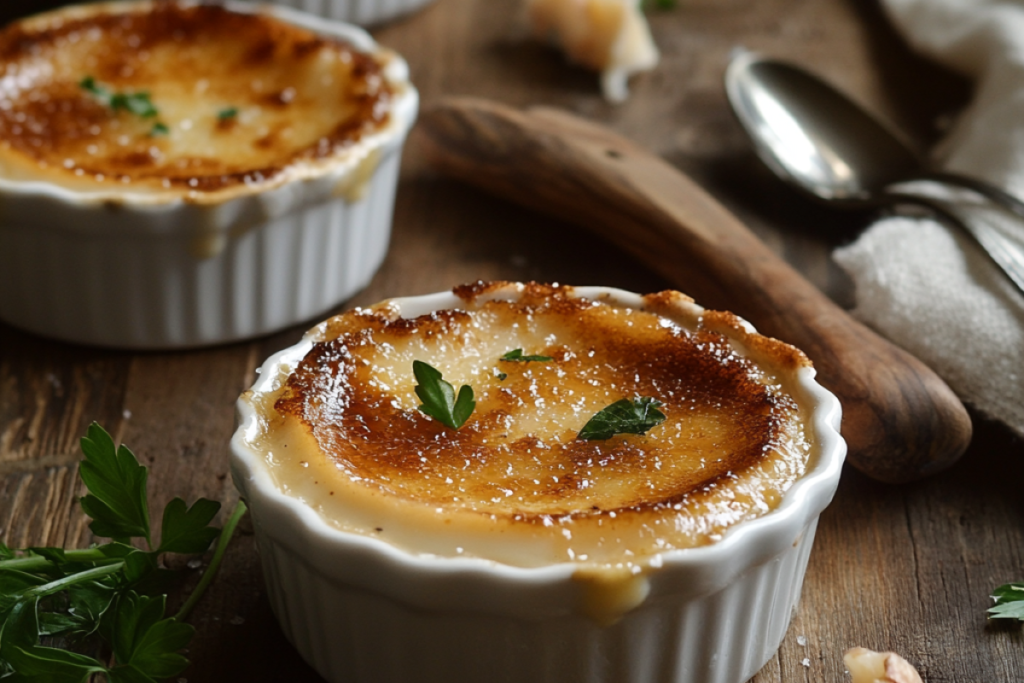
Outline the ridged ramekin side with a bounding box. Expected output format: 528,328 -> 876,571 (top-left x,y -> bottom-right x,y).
249,513 -> 819,683
235,0 -> 435,26
0,148 -> 403,348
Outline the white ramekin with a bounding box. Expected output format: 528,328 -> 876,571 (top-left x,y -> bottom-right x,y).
0,2 -> 418,349
230,283 -> 846,683
235,0 -> 436,25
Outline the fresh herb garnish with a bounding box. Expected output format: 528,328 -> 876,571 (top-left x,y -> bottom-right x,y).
80,76 -> 169,138
577,397 -> 666,440
413,361 -> 475,430
642,0 -> 677,9
109,91 -> 158,118
988,582 -> 1024,621
500,349 -> 553,363
80,77 -> 159,118
497,372 -> 508,381
79,76 -> 104,97
0,422 -> 246,681
217,107 -> 239,120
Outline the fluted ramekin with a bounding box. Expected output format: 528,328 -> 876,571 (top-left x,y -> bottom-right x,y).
230,283 -> 845,683
236,0 -> 436,26
0,2 -> 418,349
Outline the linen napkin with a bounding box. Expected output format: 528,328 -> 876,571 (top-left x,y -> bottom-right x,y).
833,0 -> 1024,437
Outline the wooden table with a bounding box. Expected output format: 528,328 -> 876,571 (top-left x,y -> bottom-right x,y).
2,0 -> 1022,681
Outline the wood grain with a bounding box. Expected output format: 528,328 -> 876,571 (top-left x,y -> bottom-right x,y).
0,0 -> 1019,681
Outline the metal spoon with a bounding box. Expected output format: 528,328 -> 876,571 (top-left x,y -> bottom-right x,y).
725,50 -> 1024,293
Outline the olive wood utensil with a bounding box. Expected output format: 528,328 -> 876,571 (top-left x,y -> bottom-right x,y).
418,97 -> 972,483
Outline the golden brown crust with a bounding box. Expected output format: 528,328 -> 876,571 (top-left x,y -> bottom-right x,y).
0,2 -> 391,191
276,284 -> 806,523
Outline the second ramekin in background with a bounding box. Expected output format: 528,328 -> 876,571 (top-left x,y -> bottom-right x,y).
0,1 -> 418,348
236,0 -> 437,26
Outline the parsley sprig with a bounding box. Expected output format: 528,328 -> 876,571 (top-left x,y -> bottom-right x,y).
988,582 -> 1024,622
80,76 -> 169,137
577,397 -> 666,441
500,349 -> 553,363
413,361 -> 475,430
0,423 -> 246,682
80,77 -> 158,118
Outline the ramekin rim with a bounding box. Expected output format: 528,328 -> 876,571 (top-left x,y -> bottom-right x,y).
0,0 -> 417,210
230,283 -> 846,587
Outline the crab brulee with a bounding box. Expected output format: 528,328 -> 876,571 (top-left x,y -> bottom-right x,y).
244,282 -> 816,568
0,0 -> 396,198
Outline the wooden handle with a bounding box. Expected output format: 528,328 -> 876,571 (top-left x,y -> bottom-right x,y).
418,97 -> 972,483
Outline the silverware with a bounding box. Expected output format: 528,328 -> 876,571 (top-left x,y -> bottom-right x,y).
725,50 -> 1024,294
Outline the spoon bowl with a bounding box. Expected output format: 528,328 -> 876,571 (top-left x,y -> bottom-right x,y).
725,50 -> 1024,294
725,51 -> 921,206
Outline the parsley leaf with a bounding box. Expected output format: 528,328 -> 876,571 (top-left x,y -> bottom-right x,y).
79,76 -> 106,97
217,107 -> 238,120
109,92 -> 157,118
988,582 -> 1024,621
500,349 -> 553,363
0,423 -> 248,681
78,423 -> 151,545
157,497 -> 221,555
80,76 -> 167,136
578,397 -> 667,440
80,77 -> 159,118
413,360 -> 475,430
111,593 -> 192,681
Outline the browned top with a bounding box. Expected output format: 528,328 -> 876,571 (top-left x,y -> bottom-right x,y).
275,284 -> 809,524
0,2 -> 392,191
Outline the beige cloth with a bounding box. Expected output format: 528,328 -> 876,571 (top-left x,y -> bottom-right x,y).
834,0 -> 1024,437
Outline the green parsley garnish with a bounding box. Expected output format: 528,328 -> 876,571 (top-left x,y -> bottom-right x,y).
577,397 -> 666,441
500,349 -> 553,363
80,76 -> 159,118
413,361 -> 475,430
109,91 -> 158,118
0,423 -> 246,681
149,122 -> 169,137
988,582 -> 1024,621
217,107 -> 239,120
79,76 -> 104,97
497,372 -> 508,381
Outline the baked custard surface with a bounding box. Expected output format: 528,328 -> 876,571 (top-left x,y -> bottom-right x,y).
252,283 -> 815,567
0,2 -> 391,193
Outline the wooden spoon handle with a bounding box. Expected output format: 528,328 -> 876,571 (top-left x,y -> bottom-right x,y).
418,97 -> 972,483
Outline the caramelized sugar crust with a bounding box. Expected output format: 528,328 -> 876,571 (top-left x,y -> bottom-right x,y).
0,2 -> 391,191
275,284 -> 808,525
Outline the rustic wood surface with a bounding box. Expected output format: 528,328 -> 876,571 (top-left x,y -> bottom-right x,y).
1,0 -> 1022,681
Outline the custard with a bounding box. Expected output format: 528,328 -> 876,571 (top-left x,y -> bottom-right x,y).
0,1 -> 395,199
246,282 -> 815,568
